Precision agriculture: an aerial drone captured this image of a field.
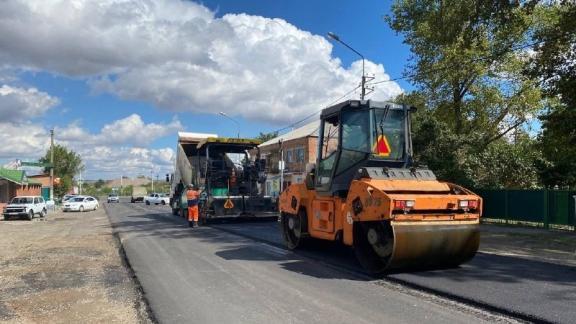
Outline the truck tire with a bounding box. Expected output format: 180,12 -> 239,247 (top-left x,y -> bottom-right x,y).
146,200 -> 150,205
79,206 -> 84,212
27,210 -> 33,221
161,200 -> 166,205
40,209 -> 46,218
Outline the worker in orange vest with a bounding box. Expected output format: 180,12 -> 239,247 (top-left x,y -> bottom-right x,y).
186,184 -> 200,228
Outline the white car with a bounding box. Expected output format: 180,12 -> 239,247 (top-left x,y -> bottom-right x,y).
145,193 -> 170,205
107,194 -> 120,203
3,196 -> 47,221
63,196 -> 99,212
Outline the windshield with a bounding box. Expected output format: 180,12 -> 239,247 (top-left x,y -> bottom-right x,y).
11,197 -> 33,204
71,197 -> 85,202
372,108 -> 405,160
109,194 -> 118,197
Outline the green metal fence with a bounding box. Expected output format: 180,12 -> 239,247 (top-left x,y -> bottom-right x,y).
475,189 -> 576,230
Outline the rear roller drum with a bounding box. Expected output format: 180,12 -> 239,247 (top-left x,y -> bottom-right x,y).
353,221 -> 394,274
281,210 -> 308,250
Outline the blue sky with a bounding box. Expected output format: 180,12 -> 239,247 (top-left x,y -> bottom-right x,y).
0,0 -> 411,179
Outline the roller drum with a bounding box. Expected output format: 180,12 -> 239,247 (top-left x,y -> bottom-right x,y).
387,220 -> 480,270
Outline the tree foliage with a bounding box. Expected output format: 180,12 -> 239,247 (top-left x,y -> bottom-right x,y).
40,144 -> 83,197
388,0 -> 545,188
530,1 -> 576,187
255,131 -> 279,142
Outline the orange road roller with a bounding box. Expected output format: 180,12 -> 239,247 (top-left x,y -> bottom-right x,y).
279,100 -> 481,273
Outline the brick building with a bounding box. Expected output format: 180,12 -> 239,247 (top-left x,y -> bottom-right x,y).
0,168 -> 43,211
259,122 -> 320,196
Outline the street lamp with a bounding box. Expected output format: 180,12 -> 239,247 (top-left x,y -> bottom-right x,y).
219,112 -> 240,138
327,32 -> 370,100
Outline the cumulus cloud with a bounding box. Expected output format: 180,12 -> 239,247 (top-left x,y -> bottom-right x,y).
57,114 -> 182,147
0,122 -> 50,158
0,85 -> 60,122
0,114 -> 180,177
0,0 -> 402,124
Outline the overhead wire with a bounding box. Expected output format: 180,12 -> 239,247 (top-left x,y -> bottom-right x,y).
273,84 -> 361,134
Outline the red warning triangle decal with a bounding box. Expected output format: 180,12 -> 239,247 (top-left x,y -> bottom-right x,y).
374,135 -> 391,157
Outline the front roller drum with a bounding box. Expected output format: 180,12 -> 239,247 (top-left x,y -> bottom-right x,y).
388,220 -> 479,270
354,220 -> 479,273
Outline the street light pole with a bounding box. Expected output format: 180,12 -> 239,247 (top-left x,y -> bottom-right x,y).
50,129 -> 54,201
219,112 -> 240,138
327,32 -> 371,100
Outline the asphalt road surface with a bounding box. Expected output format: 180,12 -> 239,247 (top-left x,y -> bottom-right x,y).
210,221 -> 576,324
105,201 -> 574,323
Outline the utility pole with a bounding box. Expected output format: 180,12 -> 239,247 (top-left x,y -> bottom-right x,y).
50,129 -> 54,201
327,32 -> 374,100
151,170 -> 154,193
279,140 -> 284,193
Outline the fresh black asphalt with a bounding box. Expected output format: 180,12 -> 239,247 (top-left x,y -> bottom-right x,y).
105,201 -> 505,324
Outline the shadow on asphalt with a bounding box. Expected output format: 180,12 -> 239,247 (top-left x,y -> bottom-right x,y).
105,202 -> 576,288
104,202 -> 365,281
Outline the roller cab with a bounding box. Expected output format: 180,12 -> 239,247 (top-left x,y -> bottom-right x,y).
279,100 -> 482,273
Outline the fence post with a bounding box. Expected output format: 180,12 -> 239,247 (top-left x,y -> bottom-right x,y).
504,190 -> 509,225
573,195 -> 576,232
543,190 -> 549,229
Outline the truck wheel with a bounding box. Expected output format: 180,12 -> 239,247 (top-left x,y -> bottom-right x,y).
40,209 -> 46,218
146,201 -> 150,205
27,210 -> 34,221
79,206 -> 84,212
161,200 -> 166,205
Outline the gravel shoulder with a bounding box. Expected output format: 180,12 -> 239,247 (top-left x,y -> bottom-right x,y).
0,205 -> 151,323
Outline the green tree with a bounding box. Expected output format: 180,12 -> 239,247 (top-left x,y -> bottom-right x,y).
94,179 -> 106,189
388,0 -> 544,188
530,2 -> 576,187
256,131 -> 279,142
40,144 -> 83,197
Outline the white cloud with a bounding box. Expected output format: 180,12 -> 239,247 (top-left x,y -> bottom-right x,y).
0,85 -> 60,122
58,114 -> 183,147
0,122 -> 50,158
0,0 -> 403,124
0,114 -> 180,178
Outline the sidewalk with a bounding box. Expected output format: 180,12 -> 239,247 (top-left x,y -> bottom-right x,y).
480,224 -> 576,267
0,207 -> 151,323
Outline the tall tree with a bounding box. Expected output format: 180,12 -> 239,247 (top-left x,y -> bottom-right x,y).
530,1 -> 576,187
256,131 -> 279,142
388,0 -> 544,188
40,144 -> 83,197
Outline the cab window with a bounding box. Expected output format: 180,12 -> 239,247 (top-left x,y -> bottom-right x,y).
337,110 -> 371,174
316,115 -> 339,186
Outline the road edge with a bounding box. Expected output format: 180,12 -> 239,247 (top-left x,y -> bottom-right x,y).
103,203 -> 158,324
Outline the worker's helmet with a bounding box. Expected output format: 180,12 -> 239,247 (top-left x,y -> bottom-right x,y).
188,184 -> 194,189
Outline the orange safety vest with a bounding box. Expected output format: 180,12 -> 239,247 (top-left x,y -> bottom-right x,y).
186,189 -> 199,206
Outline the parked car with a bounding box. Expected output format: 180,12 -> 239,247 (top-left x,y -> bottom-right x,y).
3,196 -> 47,221
145,193 -> 170,205
62,194 -> 78,203
107,193 -> 120,203
63,196 -> 99,212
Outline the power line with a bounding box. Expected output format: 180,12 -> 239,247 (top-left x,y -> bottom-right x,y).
273,84 -> 361,133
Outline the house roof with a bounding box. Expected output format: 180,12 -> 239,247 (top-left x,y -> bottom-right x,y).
0,168 -> 25,184
259,121 -> 319,147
